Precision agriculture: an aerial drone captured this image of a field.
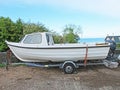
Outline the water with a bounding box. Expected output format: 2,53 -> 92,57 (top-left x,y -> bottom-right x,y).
78,38 -> 105,43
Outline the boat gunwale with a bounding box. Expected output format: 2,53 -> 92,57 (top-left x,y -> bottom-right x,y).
7,43 -> 110,49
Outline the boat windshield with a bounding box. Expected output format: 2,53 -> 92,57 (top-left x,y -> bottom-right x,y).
23,34 -> 42,44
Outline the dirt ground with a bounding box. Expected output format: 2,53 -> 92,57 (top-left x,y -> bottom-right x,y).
0,65 -> 120,90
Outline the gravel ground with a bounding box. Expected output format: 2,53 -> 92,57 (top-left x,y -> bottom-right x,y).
0,65 -> 120,90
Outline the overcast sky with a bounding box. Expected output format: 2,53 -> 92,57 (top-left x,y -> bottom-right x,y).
0,0 -> 120,38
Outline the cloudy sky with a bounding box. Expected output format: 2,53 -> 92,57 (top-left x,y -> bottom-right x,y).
0,0 -> 120,38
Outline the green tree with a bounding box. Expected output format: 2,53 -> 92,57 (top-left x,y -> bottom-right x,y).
15,19 -> 23,40
0,17 -> 13,51
0,17 -> 23,51
63,24 -> 81,43
23,23 -> 49,35
52,32 -> 63,43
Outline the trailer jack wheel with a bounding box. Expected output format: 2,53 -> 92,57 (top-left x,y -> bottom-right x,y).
63,63 -> 75,74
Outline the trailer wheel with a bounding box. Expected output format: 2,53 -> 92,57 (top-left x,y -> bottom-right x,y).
63,63 -> 75,74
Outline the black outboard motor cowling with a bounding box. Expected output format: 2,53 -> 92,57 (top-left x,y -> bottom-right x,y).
106,40 -> 116,59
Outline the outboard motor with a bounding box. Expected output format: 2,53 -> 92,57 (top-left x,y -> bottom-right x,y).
104,37 -> 119,68
106,39 -> 116,59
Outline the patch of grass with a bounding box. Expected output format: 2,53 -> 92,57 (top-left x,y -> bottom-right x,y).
0,63 -> 6,67
11,63 -> 27,67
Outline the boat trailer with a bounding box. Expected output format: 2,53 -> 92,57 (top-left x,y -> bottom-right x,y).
6,50 -> 120,74
5,49 -> 120,74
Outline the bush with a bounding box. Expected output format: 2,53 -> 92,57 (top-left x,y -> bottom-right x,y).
0,17 -> 23,51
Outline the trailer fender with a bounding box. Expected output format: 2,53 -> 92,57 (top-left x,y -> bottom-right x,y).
60,61 -> 78,69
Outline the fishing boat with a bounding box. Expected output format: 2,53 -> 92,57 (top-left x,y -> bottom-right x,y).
6,32 -> 110,62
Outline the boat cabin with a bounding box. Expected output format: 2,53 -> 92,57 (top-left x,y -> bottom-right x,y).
21,32 -> 54,46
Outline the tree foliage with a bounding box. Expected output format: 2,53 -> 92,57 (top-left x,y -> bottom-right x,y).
0,17 -> 49,52
53,24 -> 81,43
0,17 -> 23,51
52,32 -> 63,44
0,17 -> 81,51
63,24 -> 81,43
23,23 -> 49,35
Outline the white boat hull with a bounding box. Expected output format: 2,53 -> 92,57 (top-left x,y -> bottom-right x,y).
7,42 -> 110,62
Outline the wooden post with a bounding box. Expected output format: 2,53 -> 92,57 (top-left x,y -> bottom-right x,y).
84,45 -> 88,67
6,49 -> 12,70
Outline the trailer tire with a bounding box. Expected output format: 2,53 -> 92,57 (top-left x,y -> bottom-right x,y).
63,63 -> 75,74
